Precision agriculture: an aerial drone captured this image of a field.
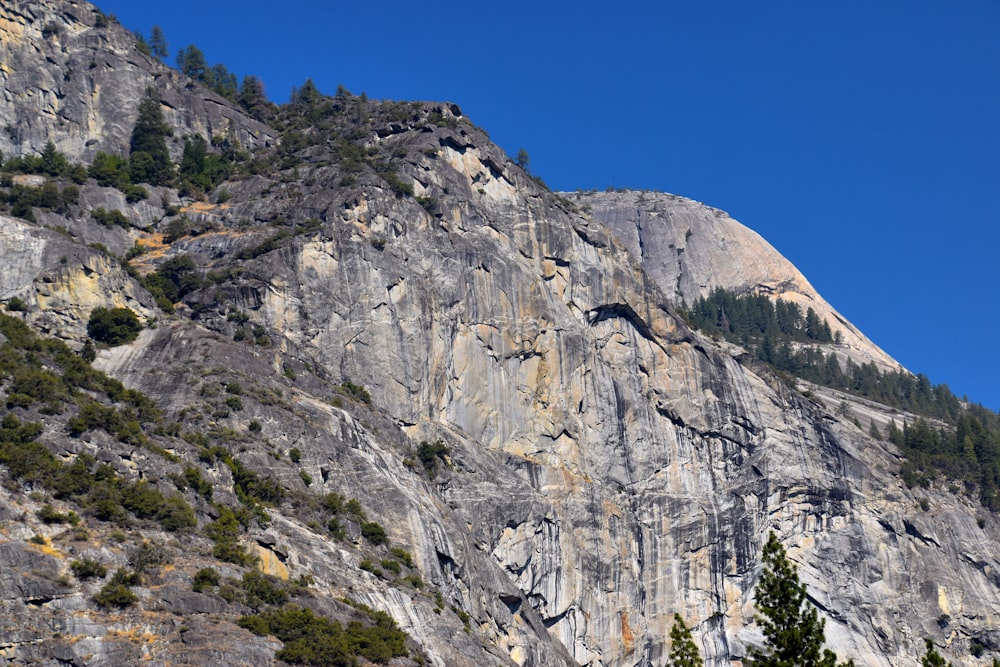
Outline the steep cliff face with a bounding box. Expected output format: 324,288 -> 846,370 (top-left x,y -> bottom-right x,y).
0,0 -> 276,163
1,2 -> 999,666
192,125 -> 996,666
568,190 -> 901,374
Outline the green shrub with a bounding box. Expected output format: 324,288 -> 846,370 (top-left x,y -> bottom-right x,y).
5,296 -> 27,312
239,603 -> 408,664
156,494 -> 197,531
323,492 -> 344,514
242,570 -> 289,608
327,518 -> 345,539
390,548 -> 414,568
205,507 -> 255,566
94,569 -> 140,608
67,401 -> 121,437
87,306 -> 142,346
236,614 -> 270,635
123,184 -> 148,202
37,504 -> 79,525
94,582 -> 138,610
71,558 -> 107,580
289,447 -> 301,463
163,218 -> 190,244
183,465 -> 213,499
230,458 -> 285,505
0,440 -> 61,485
339,380 -> 371,405
128,540 -> 169,574
359,559 -> 382,577
91,207 -> 129,228
345,499 -> 365,520
361,521 -> 387,546
89,152 -> 130,188
192,567 -> 220,592
416,440 -> 450,478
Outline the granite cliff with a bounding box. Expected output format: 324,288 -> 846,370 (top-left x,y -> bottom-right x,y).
567,190 -> 900,375
0,0 -> 275,163
0,1 -> 998,666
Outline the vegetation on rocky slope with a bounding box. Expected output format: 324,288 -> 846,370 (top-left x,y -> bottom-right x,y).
683,287 -> 1000,509
0,6 -> 997,663
0,307 -> 429,664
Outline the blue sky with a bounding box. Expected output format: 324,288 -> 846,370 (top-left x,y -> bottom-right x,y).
94,0 -> 1000,409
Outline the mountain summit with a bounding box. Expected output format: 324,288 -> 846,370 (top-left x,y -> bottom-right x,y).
0,1 -> 998,665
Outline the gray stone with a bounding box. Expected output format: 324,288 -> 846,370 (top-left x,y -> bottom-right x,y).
0,2 -> 997,666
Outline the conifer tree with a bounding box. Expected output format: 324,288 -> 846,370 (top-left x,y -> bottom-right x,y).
40,141 -> 66,176
667,613 -> 703,667
868,421 -> 882,440
150,26 -> 168,60
748,532 -> 853,667
133,31 -> 151,56
176,45 -> 208,82
209,64 -> 238,100
920,639 -> 951,667
515,147 -> 531,173
238,76 -> 274,120
129,88 -> 173,186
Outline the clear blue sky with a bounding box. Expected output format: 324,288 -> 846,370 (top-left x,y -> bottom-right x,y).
94,0 -> 1000,409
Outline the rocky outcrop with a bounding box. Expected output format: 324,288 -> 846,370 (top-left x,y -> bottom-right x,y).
205,138 -> 996,666
0,0 -> 277,164
0,213 -> 155,336
89,112 -> 998,664
568,190 -> 901,374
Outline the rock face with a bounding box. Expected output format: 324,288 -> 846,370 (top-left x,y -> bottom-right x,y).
1,2 -> 999,666
569,190 -> 901,374
0,0 -> 276,163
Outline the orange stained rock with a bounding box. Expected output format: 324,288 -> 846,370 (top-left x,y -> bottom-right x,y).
620,610 -> 635,651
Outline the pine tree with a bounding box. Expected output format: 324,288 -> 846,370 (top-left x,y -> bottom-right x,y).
176,45 -> 208,82
40,141 -> 66,176
920,639 -> 952,667
886,419 -> 904,446
515,147 -> 531,173
209,64 -> 238,100
667,613 -> 703,667
129,88 -> 173,186
748,532 -> 853,667
150,26 -> 168,60
238,76 -> 274,120
133,31 -> 151,56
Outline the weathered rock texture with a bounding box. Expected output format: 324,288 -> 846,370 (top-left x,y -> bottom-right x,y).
569,190 -> 901,374
0,2 -> 998,666
0,0 -> 276,163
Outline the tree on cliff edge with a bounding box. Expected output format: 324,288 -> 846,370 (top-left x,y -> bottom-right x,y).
748,532 -> 854,667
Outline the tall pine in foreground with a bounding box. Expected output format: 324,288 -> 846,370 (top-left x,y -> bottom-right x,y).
748,532 -> 854,667
667,613 -> 703,667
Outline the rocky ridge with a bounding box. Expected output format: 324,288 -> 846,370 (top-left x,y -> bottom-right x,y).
567,189 -> 901,375
0,0 -> 276,164
0,1 -> 998,666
